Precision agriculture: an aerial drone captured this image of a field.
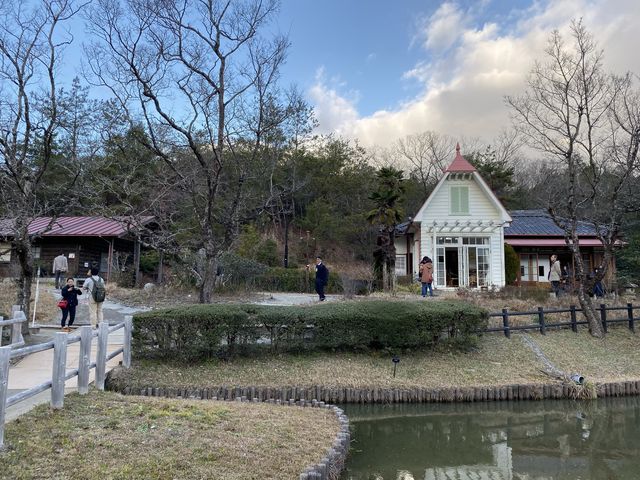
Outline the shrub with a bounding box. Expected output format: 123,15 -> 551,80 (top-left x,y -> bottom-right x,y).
504,243 -> 519,285
132,300 -> 488,361
254,267 -> 343,294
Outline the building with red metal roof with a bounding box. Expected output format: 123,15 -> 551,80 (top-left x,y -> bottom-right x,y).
0,216 -> 154,281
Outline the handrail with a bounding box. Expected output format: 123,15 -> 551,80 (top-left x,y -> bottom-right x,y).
0,315 -> 133,448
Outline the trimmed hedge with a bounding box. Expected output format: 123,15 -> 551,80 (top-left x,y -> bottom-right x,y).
132,300 -> 488,361
253,267 -> 343,294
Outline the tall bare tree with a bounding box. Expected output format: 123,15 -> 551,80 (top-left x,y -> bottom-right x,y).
0,0 -> 85,325
507,20 -> 640,337
86,0 -> 290,302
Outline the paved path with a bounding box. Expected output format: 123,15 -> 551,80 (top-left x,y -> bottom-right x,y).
6,294 -> 146,422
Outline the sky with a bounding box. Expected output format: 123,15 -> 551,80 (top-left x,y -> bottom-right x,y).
271,0 -> 640,148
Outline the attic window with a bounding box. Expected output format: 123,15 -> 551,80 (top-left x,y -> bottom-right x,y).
450,186 -> 469,215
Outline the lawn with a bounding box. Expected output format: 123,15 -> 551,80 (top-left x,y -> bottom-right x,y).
0,391 -> 339,480
109,327 -> 640,392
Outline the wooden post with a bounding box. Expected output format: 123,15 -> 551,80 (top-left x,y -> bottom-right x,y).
627,303 -> 635,333
0,346 -> 11,448
156,251 -> 164,284
570,305 -> 577,333
600,304 -> 608,334
51,332 -> 68,409
502,308 -> 510,338
123,315 -> 133,368
133,239 -> 141,287
538,307 -> 546,335
96,322 -> 109,390
78,326 -> 92,395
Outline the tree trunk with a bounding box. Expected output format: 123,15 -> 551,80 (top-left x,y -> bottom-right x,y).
14,234 -> 34,335
576,282 -> 604,337
199,253 -> 217,304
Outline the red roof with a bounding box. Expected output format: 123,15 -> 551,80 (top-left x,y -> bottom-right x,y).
0,216 -> 153,237
445,143 -> 477,173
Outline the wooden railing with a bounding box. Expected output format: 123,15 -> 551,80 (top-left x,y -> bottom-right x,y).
486,303 -> 636,337
0,315 -> 133,448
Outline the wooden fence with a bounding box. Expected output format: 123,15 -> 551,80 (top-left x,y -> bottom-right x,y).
486,303 -> 636,337
0,312 -> 133,448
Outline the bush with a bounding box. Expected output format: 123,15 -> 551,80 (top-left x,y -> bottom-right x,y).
254,267 -> 343,294
504,243 -> 519,285
132,300 -> 489,361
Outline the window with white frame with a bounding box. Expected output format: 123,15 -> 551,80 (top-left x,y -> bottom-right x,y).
395,255 -> 407,275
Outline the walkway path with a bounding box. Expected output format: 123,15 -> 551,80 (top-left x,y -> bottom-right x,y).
6,294 -> 146,421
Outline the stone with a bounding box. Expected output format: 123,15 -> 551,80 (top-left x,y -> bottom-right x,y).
143,282 -> 155,291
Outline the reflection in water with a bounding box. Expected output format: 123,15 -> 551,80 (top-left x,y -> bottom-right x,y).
340,397 -> 640,480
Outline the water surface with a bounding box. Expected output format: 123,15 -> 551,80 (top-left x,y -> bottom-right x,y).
341,397 -> 640,479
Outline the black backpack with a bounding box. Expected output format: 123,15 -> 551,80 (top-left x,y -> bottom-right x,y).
92,277 -> 106,302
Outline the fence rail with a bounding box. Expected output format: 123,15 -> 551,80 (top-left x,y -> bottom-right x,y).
486,303 -> 636,337
0,313 -> 133,448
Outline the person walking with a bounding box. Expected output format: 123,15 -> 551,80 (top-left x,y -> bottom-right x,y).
419,256 -> 434,297
83,266 -> 106,328
548,255 -> 562,297
52,253 -> 68,289
60,277 -> 82,332
313,256 -> 329,301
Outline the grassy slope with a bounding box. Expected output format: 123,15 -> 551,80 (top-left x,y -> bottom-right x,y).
110,328 -> 640,391
0,391 -> 339,480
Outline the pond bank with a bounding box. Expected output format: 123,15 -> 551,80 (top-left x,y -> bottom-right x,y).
107,328 -> 640,404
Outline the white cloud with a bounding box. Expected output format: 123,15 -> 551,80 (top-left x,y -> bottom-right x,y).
422,2 -> 467,51
307,0 -> 640,148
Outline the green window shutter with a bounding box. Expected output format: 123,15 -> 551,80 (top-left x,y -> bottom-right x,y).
460,186 -> 469,213
450,186 -> 469,214
451,187 -> 460,214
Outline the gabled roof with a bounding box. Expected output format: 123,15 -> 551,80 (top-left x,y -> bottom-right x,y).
505,210 -> 598,236
444,143 -> 476,172
412,143 -> 511,224
0,216 -> 154,238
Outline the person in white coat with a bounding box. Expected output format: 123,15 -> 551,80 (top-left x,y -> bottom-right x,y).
52,253 -> 68,289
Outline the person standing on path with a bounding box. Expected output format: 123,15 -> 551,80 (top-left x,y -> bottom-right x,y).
52,253 -> 68,289
60,277 -> 82,331
548,255 -> 562,297
419,256 -> 434,297
313,256 -> 329,301
83,267 -> 106,327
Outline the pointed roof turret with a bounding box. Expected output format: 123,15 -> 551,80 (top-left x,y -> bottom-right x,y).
445,143 -> 477,172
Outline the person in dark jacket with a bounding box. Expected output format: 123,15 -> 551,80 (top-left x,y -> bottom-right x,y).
313,256 -> 329,301
60,277 -> 82,331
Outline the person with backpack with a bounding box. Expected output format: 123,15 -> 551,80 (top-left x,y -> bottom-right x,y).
83,266 -> 106,328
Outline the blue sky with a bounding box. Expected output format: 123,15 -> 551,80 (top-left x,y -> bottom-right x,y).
268,0 -> 640,147
58,0 -> 640,148
276,0 -> 531,116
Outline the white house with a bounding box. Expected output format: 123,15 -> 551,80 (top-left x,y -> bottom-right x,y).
395,144 -> 512,289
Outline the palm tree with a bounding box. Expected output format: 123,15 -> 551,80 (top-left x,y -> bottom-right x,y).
367,167 -> 406,291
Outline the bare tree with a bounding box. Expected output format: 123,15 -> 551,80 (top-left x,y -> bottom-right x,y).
394,131 -> 453,197
0,0 -> 85,325
507,20 -> 640,337
85,0 -> 290,302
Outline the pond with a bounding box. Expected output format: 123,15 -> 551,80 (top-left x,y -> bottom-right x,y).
340,397 -> 640,479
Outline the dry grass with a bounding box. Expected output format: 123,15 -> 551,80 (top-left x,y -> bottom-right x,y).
107,285 -> 265,309
112,335 -> 549,391
0,390 -> 339,480
0,280 -> 59,324
535,328 -> 640,383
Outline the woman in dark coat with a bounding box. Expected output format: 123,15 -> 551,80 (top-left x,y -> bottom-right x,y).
60,277 -> 82,331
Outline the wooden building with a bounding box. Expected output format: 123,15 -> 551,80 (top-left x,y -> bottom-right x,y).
0,217 -> 152,282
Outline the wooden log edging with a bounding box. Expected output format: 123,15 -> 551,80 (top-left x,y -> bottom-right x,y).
106,377 -> 640,404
